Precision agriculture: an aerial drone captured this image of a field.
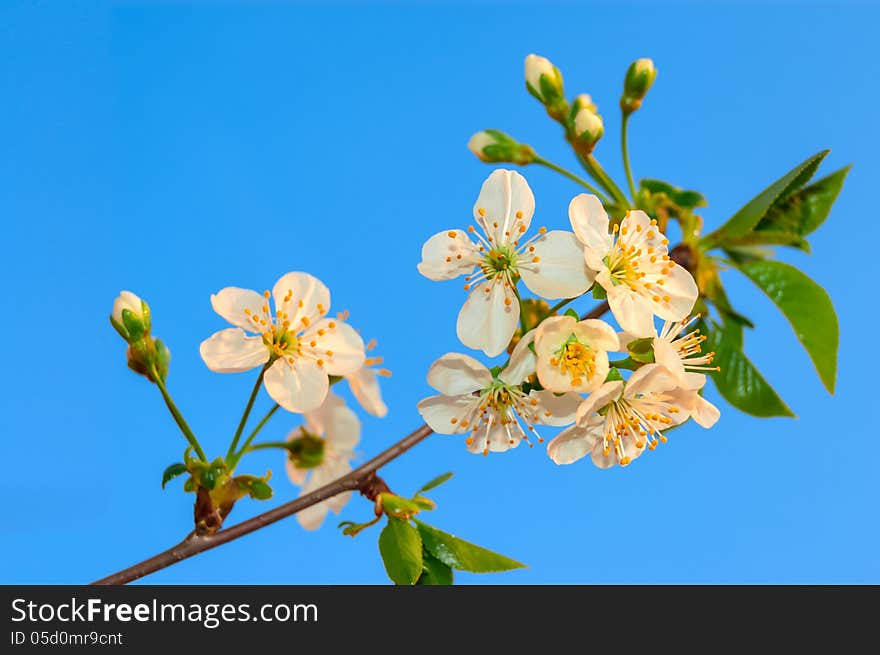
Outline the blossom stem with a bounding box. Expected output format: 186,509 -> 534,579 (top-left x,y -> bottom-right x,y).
533,156 -> 611,204
226,366 -> 267,463
621,113 -> 638,202
244,440 -> 289,452
578,154 -> 630,208
152,368 -> 208,462
91,423 -> 435,585
228,404 -> 281,470
547,297 -> 575,317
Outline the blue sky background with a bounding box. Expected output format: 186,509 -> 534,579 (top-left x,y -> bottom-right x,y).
1,1 -> 876,584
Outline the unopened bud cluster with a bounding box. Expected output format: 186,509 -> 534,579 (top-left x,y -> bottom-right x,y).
110,291 -> 170,382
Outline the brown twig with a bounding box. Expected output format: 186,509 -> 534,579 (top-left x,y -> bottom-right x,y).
92,301 -> 613,585
92,424 -> 433,585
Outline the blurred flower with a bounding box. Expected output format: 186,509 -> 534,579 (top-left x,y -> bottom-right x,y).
200,272 -> 365,414
534,315 -> 619,393
285,393 -> 360,530
417,333 -> 581,455
418,169 -> 594,356
569,194 -> 698,336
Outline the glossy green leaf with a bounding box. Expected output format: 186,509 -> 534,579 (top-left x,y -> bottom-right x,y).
414,520 -> 526,573
706,321 -> 794,417
379,518 -> 423,585
703,150 -> 828,246
418,472 -> 454,493
161,463 -> 188,489
734,260 -> 838,393
756,166 -> 849,237
417,550 -> 454,586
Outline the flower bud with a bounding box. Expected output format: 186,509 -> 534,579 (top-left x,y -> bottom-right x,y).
110,290 -> 151,342
571,106 -> 604,155
571,93 -> 598,115
468,130 -> 536,165
620,58 -> 657,115
524,54 -> 567,120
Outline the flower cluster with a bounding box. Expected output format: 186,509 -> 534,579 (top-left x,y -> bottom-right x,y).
196,271 -> 389,527
417,170 -> 719,468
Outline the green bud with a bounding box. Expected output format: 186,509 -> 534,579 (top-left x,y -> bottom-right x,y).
287,431 -> 326,470
570,106 -> 604,155
524,53 -> 568,121
153,338 -> 171,382
467,130 -> 536,166
570,93 -> 598,118
621,58 -> 657,115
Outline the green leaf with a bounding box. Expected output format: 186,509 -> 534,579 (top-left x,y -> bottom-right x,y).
733,260 -> 838,393
563,307 -> 579,319
418,472 -> 454,493
378,517 -> 423,585
640,178 -> 707,208
592,285 -> 607,300
702,150 -> 829,246
755,165 -> 850,237
414,520 -> 526,573
417,551 -> 454,586
705,321 -> 795,417
161,463 -> 188,489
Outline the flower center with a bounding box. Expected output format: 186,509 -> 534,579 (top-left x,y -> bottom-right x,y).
600,397 -> 678,466
481,245 -> 519,278
288,431 -> 325,470
550,337 -> 597,387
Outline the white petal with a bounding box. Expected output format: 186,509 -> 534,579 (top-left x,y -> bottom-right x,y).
210,287 -> 266,332
575,381 -> 624,425
456,279 -> 519,358
473,169 -> 534,244
426,353 -> 492,395
199,328 -> 269,373
296,467 -> 333,530
530,390 -> 581,426
263,357 -> 329,414
347,366 -> 388,418
573,319 -> 620,352
688,393 -> 721,428
417,230 -> 479,281
624,363 -> 679,399
606,281 -> 656,336
324,460 -> 354,514
568,194 -> 612,262
302,319 -> 365,376
499,329 -> 536,385
519,230 -> 594,299
306,392 -> 360,452
272,272 -> 331,333
417,394 -> 480,434
652,337 -> 686,383
547,424 -> 599,465
646,264 -> 699,322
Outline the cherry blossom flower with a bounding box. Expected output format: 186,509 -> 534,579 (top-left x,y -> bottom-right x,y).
200,272 -> 365,414
285,393 -> 360,530
418,169 -> 594,357
546,363 -> 717,469
618,316 -> 721,429
568,193 -> 698,336
534,315 -> 619,393
417,332 -> 581,455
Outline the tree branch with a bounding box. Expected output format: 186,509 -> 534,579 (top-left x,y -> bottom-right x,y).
92,300 -> 614,585
92,424 -> 433,585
